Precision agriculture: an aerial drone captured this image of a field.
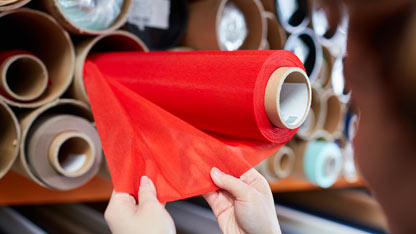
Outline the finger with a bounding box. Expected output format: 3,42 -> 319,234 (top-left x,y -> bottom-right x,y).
138,176 -> 159,208
240,168 -> 271,194
210,167 -> 251,200
105,191 -> 136,222
203,191 -> 234,218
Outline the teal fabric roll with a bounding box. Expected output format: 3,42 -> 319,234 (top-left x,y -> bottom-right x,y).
303,140 -> 342,188
58,0 -> 123,31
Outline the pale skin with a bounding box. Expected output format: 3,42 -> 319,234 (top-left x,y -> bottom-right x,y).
105,168 -> 282,234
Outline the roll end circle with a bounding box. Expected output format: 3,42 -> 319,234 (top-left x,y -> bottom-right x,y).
49,131 -> 95,178
0,54 -> 48,101
268,146 -> 295,178
265,67 -> 311,129
304,141 -> 342,188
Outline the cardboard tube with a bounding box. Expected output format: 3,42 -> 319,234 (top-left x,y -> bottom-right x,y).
14,99 -> 102,190
259,0 -> 275,12
0,9 -> 75,108
275,0 -> 310,33
330,55 -> 350,103
264,67 -> 311,129
182,0 -> 266,50
290,140 -> 342,188
316,47 -> 333,87
257,145 -> 295,181
0,100 -> 20,179
284,28 -> 323,82
69,31 -> 148,104
39,0 -> 131,35
264,11 -> 287,50
322,90 -> 346,139
0,0 -> 30,11
296,85 -> 326,139
48,131 -> 95,178
0,53 -> 48,102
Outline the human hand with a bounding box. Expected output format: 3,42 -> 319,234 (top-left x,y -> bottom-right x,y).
203,167 -> 281,234
104,176 -> 176,234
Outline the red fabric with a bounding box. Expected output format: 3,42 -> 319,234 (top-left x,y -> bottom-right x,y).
83,50 -> 305,202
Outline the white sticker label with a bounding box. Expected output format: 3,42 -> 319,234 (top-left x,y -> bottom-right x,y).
128,0 -> 171,31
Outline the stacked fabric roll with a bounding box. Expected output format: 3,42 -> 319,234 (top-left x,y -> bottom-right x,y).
0,2 -> 148,190
254,0 -> 360,187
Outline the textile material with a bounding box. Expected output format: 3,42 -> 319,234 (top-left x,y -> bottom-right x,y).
84,50 -> 305,202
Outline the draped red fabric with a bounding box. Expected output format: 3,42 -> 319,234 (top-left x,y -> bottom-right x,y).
83,50 -> 305,202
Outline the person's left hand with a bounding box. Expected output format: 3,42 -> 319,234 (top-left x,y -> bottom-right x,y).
105,176 -> 176,234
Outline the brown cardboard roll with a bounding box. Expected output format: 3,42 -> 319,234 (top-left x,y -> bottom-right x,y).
296,85 -> 326,140
68,30 -> 148,104
0,0 -> 30,11
316,47 -> 333,87
322,90 -> 346,139
275,0 -> 310,34
14,99 -> 102,190
182,0 -> 266,50
256,145 -> 295,181
0,9 -> 75,108
0,100 -> 20,179
284,28 -> 323,82
259,0 -> 275,13
329,55 -> 350,103
264,67 -> 311,129
263,11 -> 286,50
39,0 -> 131,35
0,53 -> 48,102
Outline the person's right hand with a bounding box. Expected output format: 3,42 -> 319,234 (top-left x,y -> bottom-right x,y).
203,167 -> 281,234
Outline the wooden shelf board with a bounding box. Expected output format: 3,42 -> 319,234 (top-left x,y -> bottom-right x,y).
0,172 -> 365,205
269,178 -> 365,193
0,171 -> 112,205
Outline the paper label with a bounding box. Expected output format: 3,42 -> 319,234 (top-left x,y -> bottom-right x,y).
128,0 -> 170,31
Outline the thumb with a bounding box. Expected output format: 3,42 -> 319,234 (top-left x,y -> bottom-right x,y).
210,167 -> 251,200
138,176 -> 159,208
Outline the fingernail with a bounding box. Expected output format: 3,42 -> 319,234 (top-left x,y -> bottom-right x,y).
211,167 -> 224,178
140,176 -> 151,187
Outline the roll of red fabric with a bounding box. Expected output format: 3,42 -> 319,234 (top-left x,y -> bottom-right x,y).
84,50 -> 306,202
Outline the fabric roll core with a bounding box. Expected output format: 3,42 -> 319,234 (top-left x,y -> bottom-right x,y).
49,131 -> 95,178
268,146 -> 295,178
265,67 -> 311,129
0,54 -> 48,101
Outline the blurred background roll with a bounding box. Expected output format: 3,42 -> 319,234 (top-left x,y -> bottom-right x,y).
330,55 -> 350,103
127,0 -> 188,51
290,140 -> 342,188
256,145 -> 295,182
263,11 -> 286,50
275,0 -> 309,34
0,9 -> 74,108
0,0 -> 30,11
285,28 -> 322,82
0,100 -> 20,179
39,0 -> 131,35
322,90 -> 346,139
182,0 -> 266,50
14,99 -> 102,190
68,30 -> 148,104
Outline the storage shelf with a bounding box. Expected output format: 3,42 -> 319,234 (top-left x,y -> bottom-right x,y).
0,171 -> 112,205
269,178 -> 365,193
0,171 -> 365,205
